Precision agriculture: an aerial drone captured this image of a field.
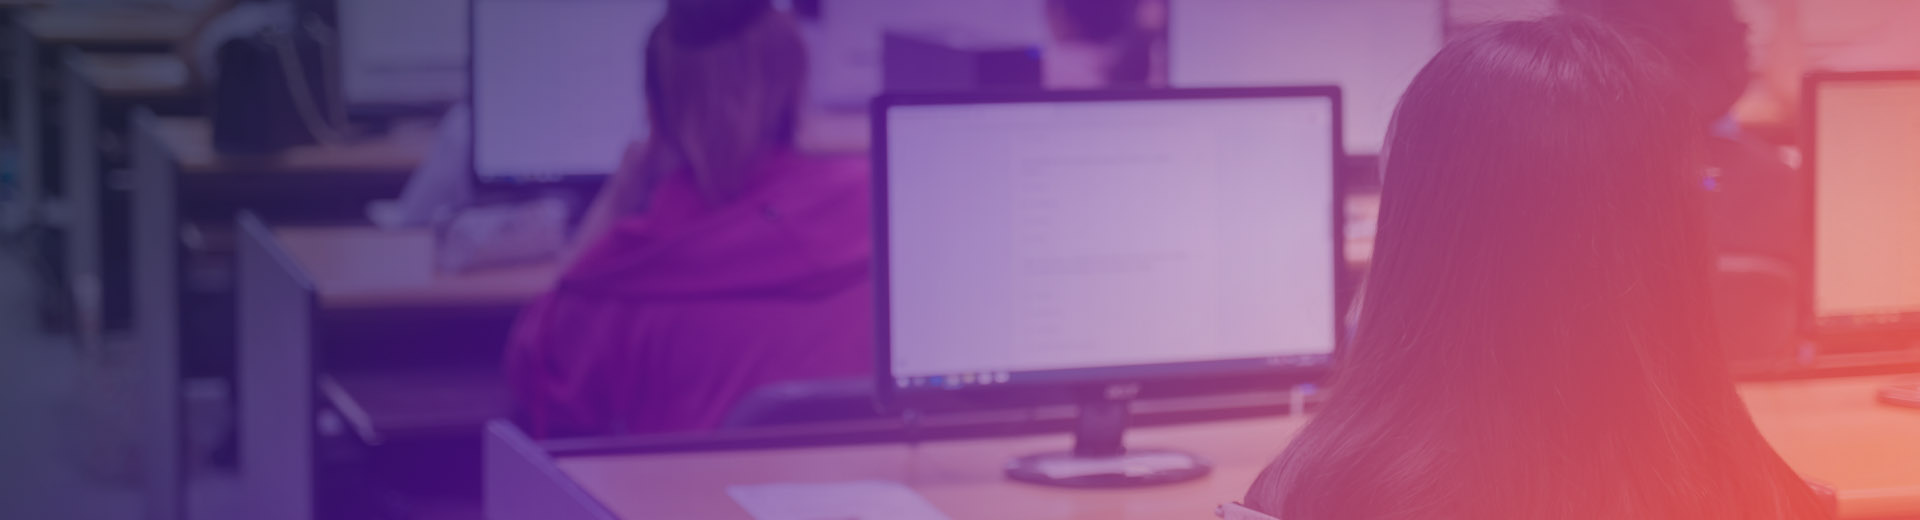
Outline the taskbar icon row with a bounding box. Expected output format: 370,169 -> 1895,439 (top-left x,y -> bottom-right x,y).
896,371 -> 1012,389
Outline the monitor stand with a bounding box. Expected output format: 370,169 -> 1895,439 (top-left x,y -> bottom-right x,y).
1003,400 -> 1212,487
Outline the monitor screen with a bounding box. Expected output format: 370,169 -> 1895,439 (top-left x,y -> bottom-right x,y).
1168,0 -> 1443,155
472,0 -> 664,183
1812,76 -> 1920,328
337,0 -> 469,108
880,91 -> 1340,391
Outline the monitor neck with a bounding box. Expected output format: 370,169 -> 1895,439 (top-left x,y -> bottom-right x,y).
1073,400 -> 1130,457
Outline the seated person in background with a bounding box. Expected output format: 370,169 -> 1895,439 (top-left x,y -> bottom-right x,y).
1562,0 -> 1806,364
1043,0 -> 1165,89
506,0 -> 872,438
1242,17 -> 1834,519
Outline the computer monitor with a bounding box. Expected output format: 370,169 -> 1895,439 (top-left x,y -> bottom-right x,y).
875,87 -> 1344,487
1167,0 -> 1443,156
1804,71 -> 1920,338
333,0 -> 469,114
804,0 -> 1049,110
470,0 -> 665,186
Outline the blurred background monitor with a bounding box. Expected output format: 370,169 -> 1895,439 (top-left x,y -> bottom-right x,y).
876,87 -> 1342,486
1168,0 -> 1444,156
334,0 -> 470,116
1805,72 -> 1920,342
469,0 -> 665,186
804,0 -> 1048,109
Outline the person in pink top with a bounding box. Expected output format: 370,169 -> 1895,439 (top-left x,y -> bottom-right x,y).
506,0 -> 872,438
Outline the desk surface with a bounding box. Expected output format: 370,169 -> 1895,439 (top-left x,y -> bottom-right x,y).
1743,375 -> 1920,518
23,8 -> 195,46
153,117 -> 436,176
70,51 -> 187,98
276,226 -> 559,310
554,375 -> 1920,520
563,415 -> 1304,520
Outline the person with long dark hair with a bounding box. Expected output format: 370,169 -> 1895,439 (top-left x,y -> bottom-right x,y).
1242,16 -> 1833,519
1562,0 -> 1806,367
507,0 -> 871,437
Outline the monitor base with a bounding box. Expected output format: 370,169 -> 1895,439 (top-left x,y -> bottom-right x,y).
1002,400 -> 1211,487
1004,448 -> 1213,488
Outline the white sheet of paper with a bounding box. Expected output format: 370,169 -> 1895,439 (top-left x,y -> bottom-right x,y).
726,481 -> 951,520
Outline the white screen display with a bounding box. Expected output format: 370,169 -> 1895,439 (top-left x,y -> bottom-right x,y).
884,96 -> 1339,378
1169,0 -> 1443,155
473,0 -> 664,181
338,0 -> 470,107
1814,79 -> 1920,320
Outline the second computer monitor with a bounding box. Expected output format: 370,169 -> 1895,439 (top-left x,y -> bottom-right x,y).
1806,72 -> 1920,334
1168,0 -> 1443,156
470,0 -> 665,185
336,0 -> 470,111
876,87 -> 1344,408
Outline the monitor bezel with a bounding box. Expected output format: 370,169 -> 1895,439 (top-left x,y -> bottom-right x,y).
466,0 -> 649,191
870,86 -> 1348,412
1800,70 -> 1920,340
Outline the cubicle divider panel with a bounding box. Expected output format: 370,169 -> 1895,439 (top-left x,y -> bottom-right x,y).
484,421 -> 620,520
11,20 -> 39,216
236,212 -> 322,520
130,107 -> 182,520
60,47 -> 100,338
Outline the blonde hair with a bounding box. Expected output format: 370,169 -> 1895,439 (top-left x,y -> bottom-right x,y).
626,9 -> 808,209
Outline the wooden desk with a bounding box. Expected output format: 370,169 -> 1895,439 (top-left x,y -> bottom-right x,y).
488,375 -> 1920,520
22,8 -> 195,47
152,117 -> 436,176
138,115 -> 432,223
566,417 -> 1300,520
1745,376 -> 1920,519
69,50 -> 187,98
276,226 -> 560,309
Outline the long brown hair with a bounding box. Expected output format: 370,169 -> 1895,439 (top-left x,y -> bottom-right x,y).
1245,16 -> 1830,520
618,6 -> 807,213
1561,0 -> 1751,128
